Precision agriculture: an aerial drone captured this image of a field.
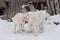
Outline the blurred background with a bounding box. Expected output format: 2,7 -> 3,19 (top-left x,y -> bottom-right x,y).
0,0 -> 60,21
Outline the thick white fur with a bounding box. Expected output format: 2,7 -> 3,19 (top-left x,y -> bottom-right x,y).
25,10 -> 51,33
12,10 -> 51,34
12,13 -> 25,33
38,10 -> 51,33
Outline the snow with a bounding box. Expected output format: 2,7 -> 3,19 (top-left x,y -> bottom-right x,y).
0,14 -> 60,40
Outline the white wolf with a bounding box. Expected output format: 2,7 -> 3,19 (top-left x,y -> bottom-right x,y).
12,13 -> 25,33
24,10 -> 51,33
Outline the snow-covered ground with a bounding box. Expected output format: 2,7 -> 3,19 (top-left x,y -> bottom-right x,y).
0,14 -> 60,40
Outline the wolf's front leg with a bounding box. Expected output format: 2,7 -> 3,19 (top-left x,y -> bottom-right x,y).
28,24 -> 34,33
17,24 -> 24,33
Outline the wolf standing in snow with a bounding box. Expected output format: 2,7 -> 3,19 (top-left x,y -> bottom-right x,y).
24,10 -> 51,33
12,13 -> 25,33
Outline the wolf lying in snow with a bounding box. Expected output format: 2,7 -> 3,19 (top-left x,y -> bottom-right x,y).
24,10 -> 51,33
